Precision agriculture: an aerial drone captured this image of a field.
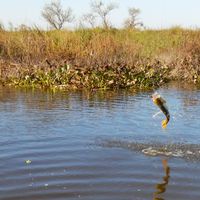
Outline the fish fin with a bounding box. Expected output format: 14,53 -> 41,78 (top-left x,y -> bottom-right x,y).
153,111 -> 162,118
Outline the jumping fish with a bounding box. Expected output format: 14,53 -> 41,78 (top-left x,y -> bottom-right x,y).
151,92 -> 170,129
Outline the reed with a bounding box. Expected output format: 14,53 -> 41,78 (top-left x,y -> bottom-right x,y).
0,27 -> 200,89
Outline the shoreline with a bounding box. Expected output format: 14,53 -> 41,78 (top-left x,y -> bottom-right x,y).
1,28 -> 200,89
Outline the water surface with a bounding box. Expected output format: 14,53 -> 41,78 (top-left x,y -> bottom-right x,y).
0,84 -> 200,200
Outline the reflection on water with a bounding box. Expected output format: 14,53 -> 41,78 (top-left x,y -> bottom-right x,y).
153,159 -> 170,200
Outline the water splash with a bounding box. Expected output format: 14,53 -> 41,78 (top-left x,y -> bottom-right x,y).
99,139 -> 200,161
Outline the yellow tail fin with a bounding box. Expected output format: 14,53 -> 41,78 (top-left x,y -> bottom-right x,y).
162,119 -> 168,129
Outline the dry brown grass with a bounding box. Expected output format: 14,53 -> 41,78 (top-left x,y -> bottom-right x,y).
0,27 -> 200,88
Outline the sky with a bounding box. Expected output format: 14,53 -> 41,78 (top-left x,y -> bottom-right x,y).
0,0 -> 200,29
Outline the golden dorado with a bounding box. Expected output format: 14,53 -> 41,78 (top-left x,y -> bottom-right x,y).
151,93 -> 170,129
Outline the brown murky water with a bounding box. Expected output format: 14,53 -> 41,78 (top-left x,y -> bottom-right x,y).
0,85 -> 200,200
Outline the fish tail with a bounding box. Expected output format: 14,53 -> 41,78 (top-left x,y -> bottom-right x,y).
161,118 -> 169,129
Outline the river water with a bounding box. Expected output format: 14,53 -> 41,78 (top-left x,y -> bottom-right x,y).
0,84 -> 200,200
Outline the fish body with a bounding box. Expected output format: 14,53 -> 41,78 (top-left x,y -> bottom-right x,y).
151,93 -> 170,128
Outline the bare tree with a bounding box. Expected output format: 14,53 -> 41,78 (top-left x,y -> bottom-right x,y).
82,13 -> 97,28
124,7 -> 143,29
41,0 -> 74,30
90,0 -> 117,29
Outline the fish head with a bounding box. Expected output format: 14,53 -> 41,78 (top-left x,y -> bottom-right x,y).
151,92 -> 161,103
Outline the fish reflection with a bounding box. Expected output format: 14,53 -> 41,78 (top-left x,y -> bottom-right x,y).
153,159 -> 170,200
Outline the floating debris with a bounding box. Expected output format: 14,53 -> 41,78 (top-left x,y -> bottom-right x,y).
151,92 -> 170,129
25,160 -> 32,164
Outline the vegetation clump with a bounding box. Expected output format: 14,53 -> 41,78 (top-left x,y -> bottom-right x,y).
0,27 -> 200,89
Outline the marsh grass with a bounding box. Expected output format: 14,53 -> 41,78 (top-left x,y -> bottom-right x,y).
0,27 -> 200,89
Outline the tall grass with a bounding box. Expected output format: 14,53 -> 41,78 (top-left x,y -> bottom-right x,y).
0,27 -> 200,89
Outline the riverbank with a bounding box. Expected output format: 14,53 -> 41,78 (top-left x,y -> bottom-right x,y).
0,27 -> 200,89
